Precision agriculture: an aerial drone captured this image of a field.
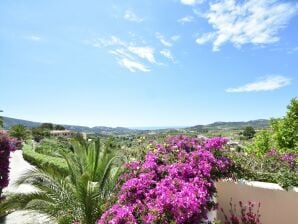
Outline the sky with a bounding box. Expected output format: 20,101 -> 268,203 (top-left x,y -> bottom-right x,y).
0,0 -> 297,127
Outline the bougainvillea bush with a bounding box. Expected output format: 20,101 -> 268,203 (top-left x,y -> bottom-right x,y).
0,131 -> 19,198
97,135 -> 233,224
226,148 -> 298,190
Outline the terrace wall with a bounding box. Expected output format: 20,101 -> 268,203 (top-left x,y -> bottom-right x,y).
216,180 -> 298,224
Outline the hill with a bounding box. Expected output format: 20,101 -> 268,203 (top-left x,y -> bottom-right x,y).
2,117 -> 138,135
187,119 -> 269,131
2,117 -> 270,135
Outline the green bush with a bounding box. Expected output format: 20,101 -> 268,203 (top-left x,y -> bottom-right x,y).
246,98 -> 298,155
35,137 -> 72,156
23,146 -> 68,176
226,150 -> 298,190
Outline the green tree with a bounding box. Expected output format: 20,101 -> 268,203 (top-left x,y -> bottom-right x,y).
271,98 -> 298,152
40,123 -> 54,130
55,124 -> 66,130
0,110 -> 3,128
8,124 -> 30,141
246,130 -> 273,156
242,126 -> 256,139
31,127 -> 49,142
2,138 -> 123,224
246,98 -> 298,155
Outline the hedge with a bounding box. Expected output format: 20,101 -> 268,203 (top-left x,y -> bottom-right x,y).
23,145 -> 69,176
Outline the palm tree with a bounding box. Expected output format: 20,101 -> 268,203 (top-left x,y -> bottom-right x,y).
0,110 -> 3,128
1,138 -> 124,224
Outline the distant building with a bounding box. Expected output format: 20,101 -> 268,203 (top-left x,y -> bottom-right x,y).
50,130 -> 73,138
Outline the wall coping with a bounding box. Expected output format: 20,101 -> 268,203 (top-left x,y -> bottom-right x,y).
219,179 -> 298,192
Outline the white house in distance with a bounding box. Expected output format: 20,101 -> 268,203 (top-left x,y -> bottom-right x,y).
50,130 -> 87,139
50,130 -> 73,138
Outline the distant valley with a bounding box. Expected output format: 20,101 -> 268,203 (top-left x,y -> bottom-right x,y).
2,116 -> 269,135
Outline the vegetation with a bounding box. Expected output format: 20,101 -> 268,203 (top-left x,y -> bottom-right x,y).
3,138 -> 124,224
242,126 -> 256,139
0,110 -> 3,128
246,98 -> 298,155
8,124 -> 30,141
0,132 -> 19,198
23,145 -> 69,176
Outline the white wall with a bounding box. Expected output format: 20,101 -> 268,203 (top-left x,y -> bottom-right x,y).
216,180 -> 298,224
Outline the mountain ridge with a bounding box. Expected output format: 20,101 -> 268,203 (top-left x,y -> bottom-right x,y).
2,116 -> 270,134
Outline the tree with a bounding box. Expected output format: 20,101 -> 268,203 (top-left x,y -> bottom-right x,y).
2,138 -> 124,224
246,98 -> 298,155
242,126 -> 256,139
246,130 -> 273,156
31,127 -> 49,142
271,98 -> 298,152
8,124 -> 30,141
40,123 -> 54,130
0,110 -> 3,128
54,124 -> 65,130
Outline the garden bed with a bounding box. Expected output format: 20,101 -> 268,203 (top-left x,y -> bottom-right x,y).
216,180 -> 298,224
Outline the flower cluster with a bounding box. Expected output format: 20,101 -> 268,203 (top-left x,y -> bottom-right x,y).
0,131 -> 19,197
220,199 -> 261,224
266,149 -> 297,169
97,135 -> 232,224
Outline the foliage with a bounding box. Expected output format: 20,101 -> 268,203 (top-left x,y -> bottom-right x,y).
3,138 -> 124,224
246,98 -> 298,155
34,138 -> 72,156
23,145 -> 69,176
98,135 -> 233,224
55,124 -> 66,130
242,127 -> 256,140
40,123 -> 54,130
0,110 -> 3,128
0,131 -> 19,198
31,127 -> 50,142
225,149 -> 298,189
245,130 -> 273,156
220,199 -> 261,224
8,124 -> 30,141
271,98 -> 298,152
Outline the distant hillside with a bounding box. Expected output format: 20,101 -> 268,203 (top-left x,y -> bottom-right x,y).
2,117 -> 138,135
187,119 -> 269,131
2,117 -> 270,135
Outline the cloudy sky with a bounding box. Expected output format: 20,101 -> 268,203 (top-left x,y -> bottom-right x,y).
0,0 -> 297,127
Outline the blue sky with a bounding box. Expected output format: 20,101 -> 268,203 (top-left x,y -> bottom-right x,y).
0,0 -> 297,127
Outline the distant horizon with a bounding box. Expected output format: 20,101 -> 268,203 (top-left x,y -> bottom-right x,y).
2,115 -> 271,129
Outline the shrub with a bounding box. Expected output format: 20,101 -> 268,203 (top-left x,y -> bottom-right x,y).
22,146 -> 68,176
97,135 -> 232,224
0,131 -> 19,198
226,149 -> 298,189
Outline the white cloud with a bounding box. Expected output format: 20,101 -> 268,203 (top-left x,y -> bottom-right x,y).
156,33 -> 172,47
127,46 -> 156,64
160,49 -> 174,61
178,15 -> 194,24
226,75 -> 291,93
156,33 -> 180,47
88,36 -> 159,72
118,58 -> 150,72
180,0 -> 204,6
196,32 -> 215,44
90,36 -> 125,48
196,0 -> 298,51
26,35 -> 42,42
124,10 -> 143,23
